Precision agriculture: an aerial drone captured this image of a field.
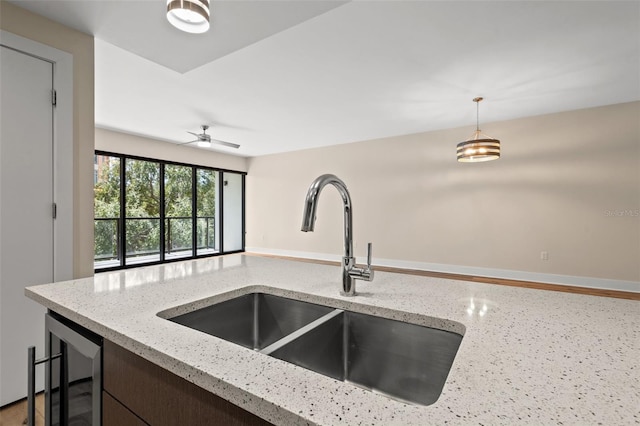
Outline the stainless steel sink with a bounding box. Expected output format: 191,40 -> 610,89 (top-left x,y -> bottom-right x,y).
168,293 -> 334,350
269,310 -> 462,406
166,292 -> 462,405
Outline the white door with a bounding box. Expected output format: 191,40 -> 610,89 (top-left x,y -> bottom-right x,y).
0,45 -> 54,405
222,172 -> 244,252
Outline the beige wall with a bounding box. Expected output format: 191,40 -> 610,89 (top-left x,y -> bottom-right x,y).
1,1 -> 95,278
95,128 -> 247,172
246,102 -> 640,285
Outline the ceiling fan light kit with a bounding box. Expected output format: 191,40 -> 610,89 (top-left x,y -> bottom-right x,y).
457,97 -> 501,163
167,0 -> 210,34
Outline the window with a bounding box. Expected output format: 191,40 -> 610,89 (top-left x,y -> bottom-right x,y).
93,151 -> 245,271
125,158 -> 161,264
94,154 -> 121,268
164,164 -> 193,259
196,168 -> 218,255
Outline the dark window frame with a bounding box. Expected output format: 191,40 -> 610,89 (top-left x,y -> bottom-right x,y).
94,150 -> 246,273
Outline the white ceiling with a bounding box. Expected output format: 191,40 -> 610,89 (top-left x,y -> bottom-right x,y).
9,1 -> 640,157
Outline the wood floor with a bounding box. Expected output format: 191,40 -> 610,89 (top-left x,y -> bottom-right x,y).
0,394 -> 44,426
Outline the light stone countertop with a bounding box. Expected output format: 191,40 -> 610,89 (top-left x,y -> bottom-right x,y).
26,254 -> 639,425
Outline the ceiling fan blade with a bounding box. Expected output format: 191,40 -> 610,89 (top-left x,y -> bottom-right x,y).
178,139 -> 200,145
186,131 -> 200,137
211,139 -> 240,149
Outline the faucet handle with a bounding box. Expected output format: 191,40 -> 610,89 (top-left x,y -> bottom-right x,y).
364,242 -> 374,281
347,242 -> 374,283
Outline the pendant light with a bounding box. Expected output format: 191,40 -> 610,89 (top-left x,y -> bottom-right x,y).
457,97 -> 500,162
167,0 -> 210,34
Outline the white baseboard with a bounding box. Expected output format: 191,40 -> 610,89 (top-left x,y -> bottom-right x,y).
246,247 -> 640,294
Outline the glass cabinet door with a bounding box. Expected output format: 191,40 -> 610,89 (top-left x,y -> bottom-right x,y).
45,313 -> 102,426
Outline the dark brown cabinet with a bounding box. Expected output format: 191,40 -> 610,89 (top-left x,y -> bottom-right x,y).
103,340 -> 271,426
103,391 -> 148,426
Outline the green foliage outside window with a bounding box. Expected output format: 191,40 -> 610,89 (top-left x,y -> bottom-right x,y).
125,159 -> 160,258
196,169 -> 216,250
164,164 -> 192,253
94,154 -> 218,265
94,156 -> 120,260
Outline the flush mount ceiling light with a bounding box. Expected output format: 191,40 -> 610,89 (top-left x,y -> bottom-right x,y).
167,0 -> 210,34
457,97 -> 500,163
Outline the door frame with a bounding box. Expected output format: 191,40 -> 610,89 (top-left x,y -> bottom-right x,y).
1,30 -> 73,282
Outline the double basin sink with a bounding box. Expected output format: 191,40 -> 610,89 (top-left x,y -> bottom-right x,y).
165,292 -> 463,406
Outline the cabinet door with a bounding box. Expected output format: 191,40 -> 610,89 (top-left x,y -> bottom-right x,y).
103,340 -> 271,426
0,45 -> 54,406
103,391 -> 148,426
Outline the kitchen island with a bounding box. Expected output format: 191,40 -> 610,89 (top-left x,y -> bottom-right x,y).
26,254 -> 639,425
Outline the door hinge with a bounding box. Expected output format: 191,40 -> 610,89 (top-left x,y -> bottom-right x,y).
51,89 -> 57,107
52,203 -> 57,219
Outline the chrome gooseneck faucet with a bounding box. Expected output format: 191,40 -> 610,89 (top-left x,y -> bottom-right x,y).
301,174 -> 374,296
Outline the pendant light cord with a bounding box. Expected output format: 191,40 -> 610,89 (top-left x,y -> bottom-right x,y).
474,96 -> 483,132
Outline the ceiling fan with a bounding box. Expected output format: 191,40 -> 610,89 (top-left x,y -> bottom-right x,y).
180,125 -> 240,149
